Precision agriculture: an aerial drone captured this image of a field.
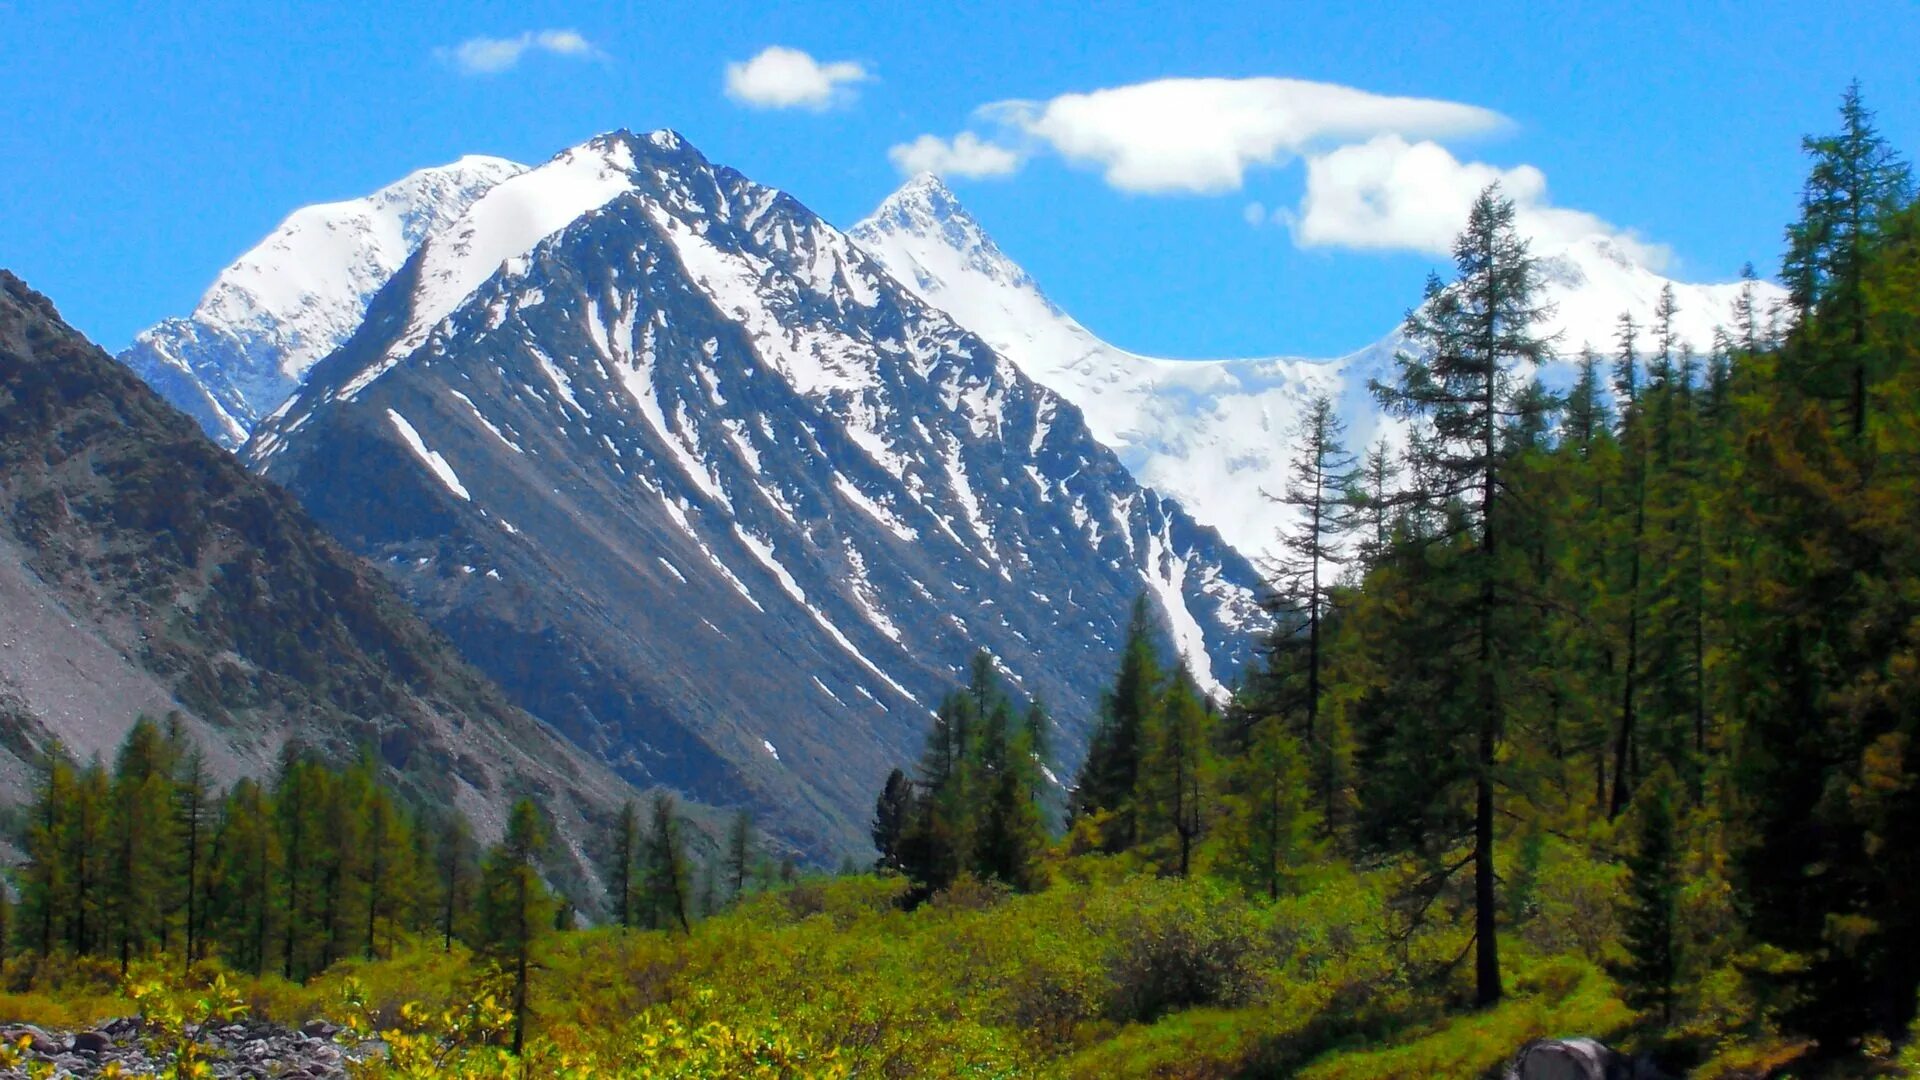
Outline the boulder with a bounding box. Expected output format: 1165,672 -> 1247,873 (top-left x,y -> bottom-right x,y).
1508,1038 -> 1664,1080
0,1024 -> 60,1055
67,1029 -> 113,1054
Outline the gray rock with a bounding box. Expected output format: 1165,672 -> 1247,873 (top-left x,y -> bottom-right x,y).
1508,1038 -> 1666,1080
2,1016 -> 382,1079
68,1030 -> 112,1054
0,1025 -> 60,1056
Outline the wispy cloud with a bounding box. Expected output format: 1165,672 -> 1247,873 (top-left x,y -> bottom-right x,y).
977,76 -> 1507,194
906,73 -> 1661,265
724,46 -> 870,111
1284,134 -> 1669,267
887,132 -> 1022,179
439,29 -> 599,76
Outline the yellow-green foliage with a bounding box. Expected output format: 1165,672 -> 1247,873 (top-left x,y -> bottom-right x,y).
0,863 -> 1596,1077
3,851 -> 1878,1079
295,860 -> 1472,1077
252,942 -> 479,1029
0,858 -> 1802,1078
1295,958 -> 1629,1080
0,955 -> 133,1029
0,989 -> 128,1031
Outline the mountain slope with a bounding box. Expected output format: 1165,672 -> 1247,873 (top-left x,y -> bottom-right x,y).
0,269 -> 638,891
246,131 -> 1271,859
119,157 -> 526,447
852,174 -> 1786,559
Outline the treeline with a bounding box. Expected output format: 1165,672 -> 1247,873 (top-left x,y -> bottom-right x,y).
870,83 -> 1920,1059
7,718 -> 706,971
1071,599 -> 1322,900
870,652 -> 1055,898
598,797 -> 787,933
871,608 -> 1321,906
4,715 -> 779,1051
12,717 -> 461,979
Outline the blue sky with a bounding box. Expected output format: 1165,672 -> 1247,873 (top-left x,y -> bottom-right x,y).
2,0 -> 1915,358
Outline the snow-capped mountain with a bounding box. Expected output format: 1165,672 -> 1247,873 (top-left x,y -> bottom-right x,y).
852,174 -> 1785,560
120,156 -> 526,446
244,132 -> 1270,858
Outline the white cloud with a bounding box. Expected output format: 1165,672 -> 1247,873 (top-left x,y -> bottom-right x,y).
724,46 -> 870,111
440,29 -> 598,75
1288,134 -> 1669,267
984,77 -> 1506,195
887,132 -> 1022,179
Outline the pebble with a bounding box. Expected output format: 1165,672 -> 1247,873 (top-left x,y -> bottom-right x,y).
0,1018 -> 385,1079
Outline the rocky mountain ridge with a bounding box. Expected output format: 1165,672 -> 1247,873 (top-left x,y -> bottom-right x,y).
241,130 -> 1271,857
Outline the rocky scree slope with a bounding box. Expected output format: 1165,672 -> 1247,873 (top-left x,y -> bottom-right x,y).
0,270 -> 639,894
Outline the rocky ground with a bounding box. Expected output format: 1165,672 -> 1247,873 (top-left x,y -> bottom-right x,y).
0,1018 -> 384,1078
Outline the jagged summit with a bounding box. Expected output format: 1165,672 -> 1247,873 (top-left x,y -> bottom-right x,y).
871,171 -> 960,217
119,154 -> 526,446
854,172 -> 1043,298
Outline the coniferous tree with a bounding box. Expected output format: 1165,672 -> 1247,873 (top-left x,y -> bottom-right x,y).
604,800 -> 639,929
1564,345 -> 1611,455
1620,772 -> 1680,1028
274,755 -> 322,980
1353,438 -> 1401,565
435,814 -> 480,953
1782,81 -> 1916,436
1072,598 -> 1164,851
478,799 -> 554,1055
208,778 -> 283,975
107,718 -> 177,974
1265,394 -> 1357,825
22,747 -> 77,958
1139,673 -> 1216,877
176,747 -> 213,968
976,694 -> 1049,891
642,793 -> 692,934
725,811 -> 757,901
1609,310 -> 1651,818
1369,185 -> 1554,1006
70,762 -> 110,956
1730,181 -> 1920,1041
871,770 -> 913,875
359,778 -> 413,960
1215,714 -> 1317,899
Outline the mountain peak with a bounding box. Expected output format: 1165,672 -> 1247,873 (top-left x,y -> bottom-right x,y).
853,171 -> 1039,307
869,171 -> 972,229
118,154 -> 527,447
239,136 -> 1268,855
897,170 -> 956,203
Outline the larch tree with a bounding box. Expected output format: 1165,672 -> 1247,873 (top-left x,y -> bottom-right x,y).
604,800 -> 639,929
1370,184 -> 1554,1007
1264,394 -> 1357,825
478,798 -> 555,1055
